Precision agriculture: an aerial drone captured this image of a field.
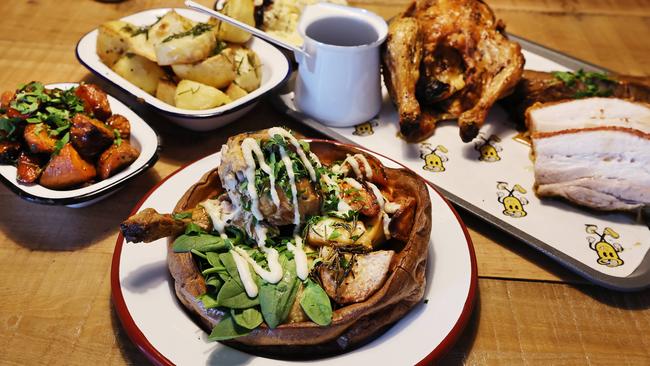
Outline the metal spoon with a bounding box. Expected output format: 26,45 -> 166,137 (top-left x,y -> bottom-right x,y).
184,0 -> 309,59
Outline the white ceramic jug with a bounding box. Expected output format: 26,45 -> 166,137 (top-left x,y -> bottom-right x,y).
293,3 -> 388,127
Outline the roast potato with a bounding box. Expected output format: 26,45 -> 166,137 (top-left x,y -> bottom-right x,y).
232,47 -> 262,92
171,49 -> 236,89
154,23 -> 216,66
96,20 -> 131,66
112,54 -> 166,94
147,10 -> 194,53
155,79 -> 177,106
40,144 -> 96,189
225,82 -> 248,101
211,0 -> 255,43
174,80 -> 231,110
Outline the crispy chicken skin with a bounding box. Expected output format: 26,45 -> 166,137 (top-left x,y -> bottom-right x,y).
382,0 -> 524,142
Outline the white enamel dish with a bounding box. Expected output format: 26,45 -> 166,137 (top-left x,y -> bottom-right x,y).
0,82 -> 159,207
111,141 -> 477,365
76,8 -> 291,132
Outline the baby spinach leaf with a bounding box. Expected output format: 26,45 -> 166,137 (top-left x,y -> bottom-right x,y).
231,308 -> 263,330
219,252 -> 243,286
207,313 -> 251,341
184,222 -> 205,235
300,279 -> 333,326
204,275 -> 223,292
172,212 -> 192,220
259,256 -> 299,328
197,293 -> 219,309
173,234 -> 226,253
217,278 -> 259,309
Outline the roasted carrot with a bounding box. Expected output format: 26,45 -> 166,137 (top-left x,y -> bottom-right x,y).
75,83 -> 112,121
24,123 -> 57,154
97,141 -> 139,179
16,152 -> 43,184
70,113 -> 114,158
39,143 -> 96,189
105,114 -> 130,139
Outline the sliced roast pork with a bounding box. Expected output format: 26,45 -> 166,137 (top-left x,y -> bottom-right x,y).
529,98 -> 650,211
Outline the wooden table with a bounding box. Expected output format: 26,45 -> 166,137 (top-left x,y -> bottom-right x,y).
1,0 -> 649,364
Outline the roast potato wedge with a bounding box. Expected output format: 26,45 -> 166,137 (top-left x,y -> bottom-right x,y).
155,79 -> 177,106
174,80 -> 231,110
96,20 -> 132,66
112,54 -> 166,95
154,23 -> 216,66
171,49 -> 236,89
211,0 -> 255,43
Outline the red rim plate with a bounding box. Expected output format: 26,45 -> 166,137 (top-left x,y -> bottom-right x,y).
110,139 -> 478,365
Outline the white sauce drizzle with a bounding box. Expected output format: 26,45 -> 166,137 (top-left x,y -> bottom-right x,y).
309,152 -> 322,167
366,182 -> 401,239
268,127 -> 317,182
229,249 -> 258,297
343,177 -> 363,190
200,199 -> 238,235
278,145 -> 301,226
242,138 -> 280,210
343,154 -> 362,177
287,235 -> 308,280
354,154 -> 373,180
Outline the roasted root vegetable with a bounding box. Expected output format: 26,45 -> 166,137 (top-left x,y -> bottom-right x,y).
96,21 -> 131,66
24,124 -> 57,154
97,141 -> 139,179
105,114 -> 130,139
0,82 -> 140,190
0,141 -> 21,164
75,83 -> 112,121
171,50 -> 236,89
39,144 -> 96,189
112,54 -> 166,95
70,114 -> 114,158
16,152 -> 43,184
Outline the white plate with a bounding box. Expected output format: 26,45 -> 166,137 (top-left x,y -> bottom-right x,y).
76,8 -> 291,131
111,142 -> 477,365
0,82 -> 159,207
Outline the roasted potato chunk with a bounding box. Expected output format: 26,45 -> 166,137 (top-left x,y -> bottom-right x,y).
320,250 -> 394,305
171,49 -> 236,89
0,140 -> 21,164
112,54 -> 166,94
96,20 -> 132,66
40,144 -> 96,189
154,24 -> 216,66
339,180 -> 380,217
174,80 -> 231,110
155,79 -> 177,106
212,0 -> 255,43
16,152 -> 43,184
75,83 -> 112,121
225,82 -> 248,101
232,47 -> 262,92
97,141 -> 139,179
147,10 -> 194,50
70,114 -> 114,158
105,114 -> 130,139
24,123 -> 56,155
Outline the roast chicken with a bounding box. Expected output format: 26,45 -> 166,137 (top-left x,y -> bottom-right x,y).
382,0 -> 525,142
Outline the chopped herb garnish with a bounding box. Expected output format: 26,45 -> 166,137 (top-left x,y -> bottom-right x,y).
162,23 -> 213,43
113,128 -> 123,146
551,69 -> 613,98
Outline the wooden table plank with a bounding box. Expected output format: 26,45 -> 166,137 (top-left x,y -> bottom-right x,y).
0,0 -> 648,365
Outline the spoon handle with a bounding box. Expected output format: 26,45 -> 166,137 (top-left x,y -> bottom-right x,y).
184,0 -> 307,58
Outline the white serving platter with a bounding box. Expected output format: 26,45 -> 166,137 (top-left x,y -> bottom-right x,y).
271,36 -> 650,291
